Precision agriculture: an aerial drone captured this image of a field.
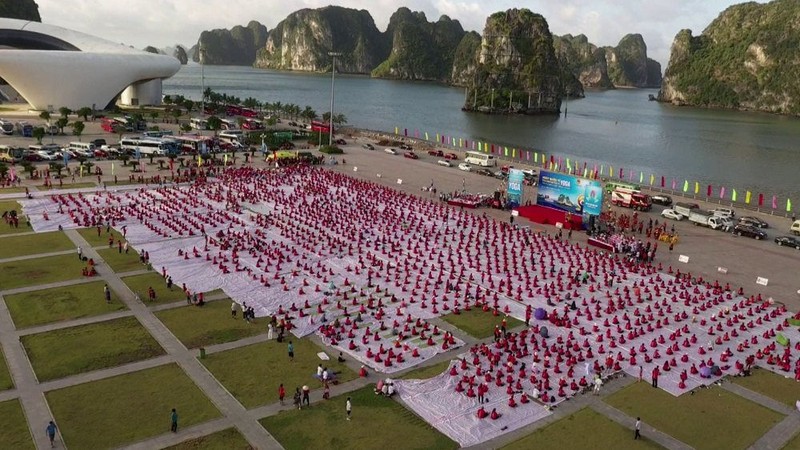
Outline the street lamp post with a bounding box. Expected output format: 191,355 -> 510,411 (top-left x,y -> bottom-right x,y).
328,52 -> 342,147
200,47 -> 205,116
490,88 -> 495,111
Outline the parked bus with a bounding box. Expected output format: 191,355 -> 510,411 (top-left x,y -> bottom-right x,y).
604,180 -> 640,194
15,121 -> 33,137
175,135 -> 214,154
464,151 -> 497,167
310,120 -> 332,134
190,117 -> 208,130
143,130 -> 173,138
67,142 -> 96,157
119,136 -> 179,156
0,119 -> 14,135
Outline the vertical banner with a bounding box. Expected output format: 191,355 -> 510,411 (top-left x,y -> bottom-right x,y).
507,169 -> 525,208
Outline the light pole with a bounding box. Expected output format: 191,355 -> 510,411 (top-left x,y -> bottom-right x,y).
490,88 -> 495,111
200,47 -> 205,116
328,51 -> 342,147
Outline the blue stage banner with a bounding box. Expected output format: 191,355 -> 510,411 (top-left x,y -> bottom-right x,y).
507,169 -> 524,207
536,170 -> 603,216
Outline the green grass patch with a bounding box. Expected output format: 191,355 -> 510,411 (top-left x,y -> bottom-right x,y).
0,253 -> 86,290
605,381 -> 784,450
96,247 -> 143,273
261,385 -> 457,450
22,316 -> 165,381
401,360 -> 451,380
4,280 -> 126,328
202,338 -> 355,409
503,407 -> 663,450
164,427 -> 253,450
783,430 -> 800,450
41,182 -> 97,191
0,200 -> 28,236
156,300 -> 264,349
0,231 -> 73,259
731,368 -> 800,407
122,272 -> 184,304
0,348 -> 13,391
440,308 -> 523,339
46,363 -> 220,449
0,399 -> 34,449
76,226 -> 126,247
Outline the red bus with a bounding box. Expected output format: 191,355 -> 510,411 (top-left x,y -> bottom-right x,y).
225,105 -> 242,116
311,120 -> 332,134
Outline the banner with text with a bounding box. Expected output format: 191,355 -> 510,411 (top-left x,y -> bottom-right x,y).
507,169 -> 524,207
537,170 -> 603,216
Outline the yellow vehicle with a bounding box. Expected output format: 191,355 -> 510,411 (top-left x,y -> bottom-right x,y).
0,145 -> 22,163
265,150 -> 297,162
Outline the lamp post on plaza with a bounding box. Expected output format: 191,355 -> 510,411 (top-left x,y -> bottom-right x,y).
328,51 -> 342,147
200,47 -> 206,116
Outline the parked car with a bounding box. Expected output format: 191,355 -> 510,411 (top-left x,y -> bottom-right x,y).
399,143 -> 413,150
335,138 -> 347,145
738,216 -> 768,228
774,236 -> 800,249
23,150 -> 43,161
428,149 -> 443,157
651,194 -> 673,206
458,162 -> 471,172
733,224 -> 766,240
494,171 -> 507,179
710,207 -> 736,219
91,138 -> 107,148
476,168 -> 494,177
437,159 -> 451,167
362,143 -> 375,150
660,208 -> 684,221
36,150 -> 57,161
403,151 -> 419,159
443,152 -> 458,160
384,148 -> 398,155
501,165 -> 514,174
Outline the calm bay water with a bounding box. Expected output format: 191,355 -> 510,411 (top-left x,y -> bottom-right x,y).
164,64 -> 800,201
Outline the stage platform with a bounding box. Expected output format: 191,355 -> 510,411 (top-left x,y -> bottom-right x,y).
515,204 -> 584,229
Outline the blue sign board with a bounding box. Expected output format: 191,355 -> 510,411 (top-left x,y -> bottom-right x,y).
507,169 -> 524,207
536,171 -> 603,216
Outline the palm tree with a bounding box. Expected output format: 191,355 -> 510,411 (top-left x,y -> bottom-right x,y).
206,116 -> 222,136
77,107 -> 92,121
39,111 -> 51,123
71,121 -> 85,140
55,118 -> 68,134
332,113 -> 348,126
272,101 -> 283,118
203,87 -> 213,103
58,107 -> 72,119
32,127 -> 45,144
301,106 -> 317,123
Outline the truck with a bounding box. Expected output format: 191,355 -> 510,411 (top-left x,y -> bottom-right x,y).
610,187 -> 652,211
673,202 -> 699,218
688,210 -> 733,231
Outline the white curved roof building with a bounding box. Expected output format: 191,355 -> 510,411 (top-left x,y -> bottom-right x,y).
0,18 -> 180,110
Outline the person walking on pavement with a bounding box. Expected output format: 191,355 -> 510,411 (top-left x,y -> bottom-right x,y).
170,408 -> 178,433
634,417 -> 641,440
46,421 -> 58,447
104,284 -> 111,303
77,246 -> 82,261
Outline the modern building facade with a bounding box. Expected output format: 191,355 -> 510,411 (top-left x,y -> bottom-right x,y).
0,18 -> 180,110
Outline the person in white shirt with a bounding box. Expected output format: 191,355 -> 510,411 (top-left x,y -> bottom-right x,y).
322,368 -> 329,382
317,364 -> 324,378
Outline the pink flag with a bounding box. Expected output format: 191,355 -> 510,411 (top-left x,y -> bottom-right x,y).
719,187 -> 725,199
671,178 -> 676,190
629,169 -> 634,180
772,195 -> 778,209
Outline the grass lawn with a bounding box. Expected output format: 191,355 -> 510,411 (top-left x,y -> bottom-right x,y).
41,181 -> 97,191
123,272 -> 184,304
0,347 -> 13,390
202,337 -> 355,409
96,247 -> 143,273
605,381 -> 784,450
440,308 -> 524,339
46,363 -> 220,449
0,231 -> 74,259
0,200 -> 28,236
401,360 -> 451,380
783,431 -> 800,450
156,300 -> 265,349
261,385 -> 457,450
76,226 -> 126,248
0,253 -> 86,290
731,368 -> 800,407
4,281 -> 127,328
0,399 -> 34,449
503,407 -> 662,450
164,427 -> 253,450
22,316 -> 165,381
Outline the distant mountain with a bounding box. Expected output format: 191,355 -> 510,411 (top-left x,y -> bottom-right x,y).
192,20 -> 268,66
0,0 -> 40,22
254,6 -> 386,73
659,0 -> 800,115
173,45 -> 188,65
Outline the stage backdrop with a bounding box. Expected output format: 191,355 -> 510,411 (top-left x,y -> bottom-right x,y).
536,171 -> 603,217
507,169 -> 524,207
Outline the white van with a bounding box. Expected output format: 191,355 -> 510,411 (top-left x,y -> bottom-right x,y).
68,142 -> 96,157
219,130 -> 244,144
791,220 -> 800,236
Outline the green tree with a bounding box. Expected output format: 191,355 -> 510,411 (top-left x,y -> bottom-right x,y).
32,127 -> 45,144
49,162 -> 64,177
55,118 -> 68,134
119,154 -> 131,166
180,123 -> 192,133
171,108 -> 182,122
58,107 -> 72,118
21,161 -> 35,179
163,95 -> 173,105
206,116 -> 222,136
77,107 -> 92,121
71,121 -> 85,140
39,110 -> 51,123
243,97 -> 259,109
333,113 -> 348,126
0,163 -> 8,180
301,106 -> 317,123
130,160 -> 140,172
150,111 -> 159,122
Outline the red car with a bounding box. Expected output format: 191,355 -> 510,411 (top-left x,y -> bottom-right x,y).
428,149 -> 443,157
444,152 -> 458,160
501,165 -> 514,174
241,119 -> 263,130
403,151 -> 419,159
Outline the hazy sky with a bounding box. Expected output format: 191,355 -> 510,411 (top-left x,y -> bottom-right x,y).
36,0 -> 760,66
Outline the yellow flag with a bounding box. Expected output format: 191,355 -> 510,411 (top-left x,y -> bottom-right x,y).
425,132 -> 429,141
609,166 -> 613,177
583,167 -> 588,178
649,174 -> 654,185
394,127 -> 399,135
512,148 -> 516,158
224,154 -> 228,165
694,181 -> 699,194
683,180 -> 689,192
745,191 -> 752,204
111,163 -> 115,176
197,154 -> 202,167
788,198 -> 793,212
640,172 -> 644,183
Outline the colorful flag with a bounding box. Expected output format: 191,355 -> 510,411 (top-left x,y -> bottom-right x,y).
682,180 -> 688,192
619,167 -> 623,179
512,148 -> 516,158
650,174 -> 654,186
80,165 -> 84,177
639,172 -> 643,183
224,154 -> 228,165
745,191 -> 751,204
111,163 -> 115,176
425,132 -> 429,141
394,127 -> 399,135
732,190 -> 737,202
772,195 -> 778,209
566,158 -> 572,171
609,166 -> 613,177
706,185 -> 712,197
788,198 -> 793,212
583,167 -> 588,178
758,193 -> 764,206
534,153 -> 538,163
671,178 -> 676,190
694,181 -> 699,194
661,176 -> 665,188
719,186 -> 725,199
197,154 -> 202,167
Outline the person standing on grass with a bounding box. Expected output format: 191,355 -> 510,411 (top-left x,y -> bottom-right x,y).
278,383 -> 286,405
77,246 -> 82,261
104,284 -> 111,303
293,387 -> 302,410
346,396 -> 352,420
302,385 -> 310,406
288,341 -> 294,362
231,301 -> 237,319
170,408 -> 178,433
634,417 -> 641,440
45,421 -> 58,447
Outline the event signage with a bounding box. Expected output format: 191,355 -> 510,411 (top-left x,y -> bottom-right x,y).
507,169 -> 525,207
536,170 -> 603,216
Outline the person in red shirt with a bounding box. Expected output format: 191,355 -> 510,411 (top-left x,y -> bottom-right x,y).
278,384 -> 286,405
651,365 -> 660,388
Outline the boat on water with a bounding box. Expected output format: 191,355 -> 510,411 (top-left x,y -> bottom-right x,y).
0,118 -> 14,135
